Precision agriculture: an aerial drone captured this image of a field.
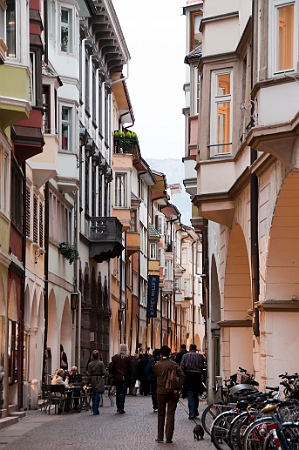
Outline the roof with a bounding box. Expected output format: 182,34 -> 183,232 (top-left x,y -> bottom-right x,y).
148,223 -> 160,239
184,44 -> 202,64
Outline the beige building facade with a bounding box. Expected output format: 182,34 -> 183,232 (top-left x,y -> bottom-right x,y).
185,0 -> 299,400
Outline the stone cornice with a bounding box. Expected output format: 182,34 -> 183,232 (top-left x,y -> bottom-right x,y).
218,320 -> 252,327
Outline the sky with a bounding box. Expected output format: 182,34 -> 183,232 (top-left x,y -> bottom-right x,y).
112,0 -> 186,160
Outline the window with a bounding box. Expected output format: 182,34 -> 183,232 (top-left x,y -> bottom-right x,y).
210,70 -> 232,156
115,173 -> 126,207
8,320 -> 18,385
150,243 -> 157,260
6,0 -> 16,58
49,192 -> 72,244
29,52 -> 36,105
61,106 -> 72,150
0,149 -> 9,215
276,3 -> 294,71
42,86 -> 50,133
131,209 -> 137,232
11,163 -> 22,230
190,11 -> 202,50
175,278 -> 180,292
60,7 -> 72,53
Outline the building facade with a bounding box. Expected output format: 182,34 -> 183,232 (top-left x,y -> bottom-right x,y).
190,0 -> 299,400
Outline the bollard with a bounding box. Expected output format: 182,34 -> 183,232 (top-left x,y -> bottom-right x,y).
30,379 -> 39,410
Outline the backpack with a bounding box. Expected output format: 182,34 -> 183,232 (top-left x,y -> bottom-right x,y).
165,366 -> 180,393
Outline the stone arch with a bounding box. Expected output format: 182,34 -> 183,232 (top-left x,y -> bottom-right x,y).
223,223 -> 251,320
24,284 -> 30,331
222,223 -> 253,377
60,297 -> 71,367
194,333 -> 200,350
47,289 -> 57,376
0,272 -> 6,317
210,255 -> 221,325
263,171 -> 299,383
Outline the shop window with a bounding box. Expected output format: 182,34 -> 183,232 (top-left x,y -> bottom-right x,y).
8,320 -> 18,385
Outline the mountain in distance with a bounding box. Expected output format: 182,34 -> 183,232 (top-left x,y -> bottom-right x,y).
146,158 -> 192,226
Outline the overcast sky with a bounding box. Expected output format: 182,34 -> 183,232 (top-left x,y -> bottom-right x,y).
112,0 -> 186,160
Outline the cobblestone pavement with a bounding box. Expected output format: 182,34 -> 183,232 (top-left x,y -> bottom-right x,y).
0,394 -> 215,449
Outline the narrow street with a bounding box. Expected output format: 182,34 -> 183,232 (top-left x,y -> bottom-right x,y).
0,395 -> 215,449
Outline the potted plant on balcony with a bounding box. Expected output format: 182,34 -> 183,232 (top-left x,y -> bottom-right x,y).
114,130 -> 138,153
59,242 -> 79,264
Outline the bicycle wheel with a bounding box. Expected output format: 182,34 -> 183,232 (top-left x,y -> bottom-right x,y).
202,402 -> 225,435
228,411 -> 248,450
243,417 -> 275,450
211,410 -> 238,450
280,423 -> 299,450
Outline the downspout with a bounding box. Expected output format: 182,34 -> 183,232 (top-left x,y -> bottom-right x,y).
20,162 -> 27,408
250,0 -> 260,337
43,181 -> 49,383
192,239 -> 195,343
43,0 -> 48,64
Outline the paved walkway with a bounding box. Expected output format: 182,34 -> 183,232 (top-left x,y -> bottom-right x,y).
0,394 -> 215,449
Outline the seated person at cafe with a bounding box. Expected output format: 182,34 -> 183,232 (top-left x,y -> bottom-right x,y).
51,368 -> 68,413
51,368 -> 68,385
68,366 -> 82,384
67,366 -> 83,412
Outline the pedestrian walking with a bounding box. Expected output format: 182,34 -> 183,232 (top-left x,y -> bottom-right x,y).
174,344 -> 188,365
137,353 -> 150,396
180,343 -> 205,419
148,348 -> 160,412
129,353 -> 139,395
109,343 -> 132,414
155,345 -> 185,444
88,350 -> 109,415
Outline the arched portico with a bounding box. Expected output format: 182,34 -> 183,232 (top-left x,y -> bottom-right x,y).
60,298 -> 71,368
222,223 -> 253,379
261,171 -> 299,385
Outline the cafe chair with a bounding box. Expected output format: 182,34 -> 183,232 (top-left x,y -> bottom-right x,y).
42,384 -> 67,414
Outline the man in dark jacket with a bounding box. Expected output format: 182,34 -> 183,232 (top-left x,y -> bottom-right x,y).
174,344 -> 188,365
148,348 -> 160,412
155,345 -> 185,444
180,344 -> 205,419
109,344 -> 132,414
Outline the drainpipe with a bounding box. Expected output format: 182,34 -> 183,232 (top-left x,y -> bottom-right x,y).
20,162 -> 27,408
43,181 -> 49,384
250,0 -> 260,337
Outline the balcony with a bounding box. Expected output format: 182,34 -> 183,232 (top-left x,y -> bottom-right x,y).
88,217 -> 124,263
114,131 -> 139,155
0,65 -> 30,130
126,231 -> 140,257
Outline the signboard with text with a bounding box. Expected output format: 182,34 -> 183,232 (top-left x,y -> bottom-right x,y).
146,275 -> 160,318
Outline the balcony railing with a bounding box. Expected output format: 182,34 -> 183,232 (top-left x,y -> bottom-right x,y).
88,217 -> 124,263
113,131 -> 139,154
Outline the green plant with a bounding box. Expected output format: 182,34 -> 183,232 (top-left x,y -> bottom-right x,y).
114,130 -> 138,152
59,242 -> 79,264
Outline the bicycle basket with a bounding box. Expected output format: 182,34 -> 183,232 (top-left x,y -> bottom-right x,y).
236,372 -> 251,384
277,401 -> 299,423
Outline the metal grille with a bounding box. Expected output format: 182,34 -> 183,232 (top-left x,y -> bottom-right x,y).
33,195 -> 38,243
39,203 -> 43,248
25,188 -> 31,237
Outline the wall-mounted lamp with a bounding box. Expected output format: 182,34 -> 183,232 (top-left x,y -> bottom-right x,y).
104,167 -> 112,183
79,128 -> 88,147
85,139 -> 96,158
118,307 -> 125,322
71,293 -> 79,310
98,157 -> 107,176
